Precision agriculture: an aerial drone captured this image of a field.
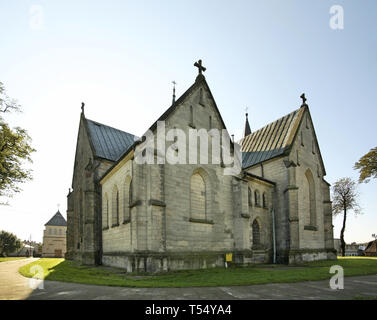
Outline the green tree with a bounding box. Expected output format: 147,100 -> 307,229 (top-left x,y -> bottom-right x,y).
0,230 -> 22,256
332,177 -> 361,257
0,81 -> 35,204
354,147 -> 377,183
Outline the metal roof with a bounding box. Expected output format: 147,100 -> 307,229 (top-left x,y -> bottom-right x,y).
86,119 -> 136,162
241,106 -> 305,169
45,210 -> 67,226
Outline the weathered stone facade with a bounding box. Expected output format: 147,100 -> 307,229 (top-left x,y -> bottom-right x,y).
66,72 -> 335,272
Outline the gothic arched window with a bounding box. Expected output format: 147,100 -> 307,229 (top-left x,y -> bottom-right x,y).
112,186 -> 119,227
190,173 -> 206,219
190,105 -> 194,125
262,192 -> 267,208
305,169 -> 316,226
102,194 -> 109,228
252,219 -> 261,246
254,190 -> 260,207
123,177 -> 132,223
248,187 -> 252,206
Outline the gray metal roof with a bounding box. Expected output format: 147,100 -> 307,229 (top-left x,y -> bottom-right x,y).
86,119 -> 136,161
241,106 -> 305,169
45,210 -> 67,226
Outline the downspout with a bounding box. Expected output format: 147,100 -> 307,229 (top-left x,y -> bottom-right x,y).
271,208 -> 277,264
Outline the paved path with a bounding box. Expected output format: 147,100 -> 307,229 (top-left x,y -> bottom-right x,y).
27,274 -> 377,300
0,258 -> 40,300
1,259 -> 376,300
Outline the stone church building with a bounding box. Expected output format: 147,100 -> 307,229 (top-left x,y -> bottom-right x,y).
42,210 -> 67,258
66,61 -> 336,272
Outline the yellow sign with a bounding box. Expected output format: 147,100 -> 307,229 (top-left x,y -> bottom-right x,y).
225,253 -> 233,262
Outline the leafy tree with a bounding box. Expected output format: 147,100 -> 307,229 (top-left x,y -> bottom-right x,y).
0,81 -> 35,204
332,177 -> 361,256
0,230 -> 22,256
354,147 -> 377,183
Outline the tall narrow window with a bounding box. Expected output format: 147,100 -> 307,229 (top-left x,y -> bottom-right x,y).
262,192 -> 267,208
190,105 -> 194,126
190,173 -> 206,219
301,131 -> 304,146
252,219 -> 261,246
305,169 -> 316,226
209,115 -> 212,129
103,194 -> 109,228
254,190 -> 260,206
248,188 -> 252,206
123,178 -> 131,223
112,186 -> 119,226
199,88 -> 205,106
79,190 -> 83,238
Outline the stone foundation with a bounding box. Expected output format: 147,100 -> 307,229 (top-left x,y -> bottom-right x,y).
101,250 -> 272,273
288,248 -> 337,264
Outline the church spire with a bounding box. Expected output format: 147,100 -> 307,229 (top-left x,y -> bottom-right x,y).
244,108 -> 251,138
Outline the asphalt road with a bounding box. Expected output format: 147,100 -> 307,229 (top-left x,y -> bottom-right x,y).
1,258 -> 376,300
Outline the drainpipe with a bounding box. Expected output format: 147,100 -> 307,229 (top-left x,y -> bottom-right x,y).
271,208 -> 277,264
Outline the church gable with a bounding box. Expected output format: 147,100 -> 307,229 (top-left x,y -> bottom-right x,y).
165,79 -> 227,133
71,114 -> 96,187
241,106 -> 305,169
288,106 -> 327,177
147,75 -> 228,136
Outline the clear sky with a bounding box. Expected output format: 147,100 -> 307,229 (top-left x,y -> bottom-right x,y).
0,0 -> 376,244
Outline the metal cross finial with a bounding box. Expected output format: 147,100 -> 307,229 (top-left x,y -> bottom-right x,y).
300,93 -> 307,105
57,203 -> 60,211
194,59 -> 206,75
81,102 -> 85,113
245,107 -> 249,116
172,81 -> 177,105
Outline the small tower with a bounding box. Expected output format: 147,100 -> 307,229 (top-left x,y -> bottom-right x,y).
244,111 -> 251,138
42,210 -> 67,258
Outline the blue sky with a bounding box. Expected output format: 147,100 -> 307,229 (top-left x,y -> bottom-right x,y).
0,0 -> 376,244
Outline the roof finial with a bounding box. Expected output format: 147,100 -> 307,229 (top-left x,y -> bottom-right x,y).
244,107 -> 251,137
194,59 -> 206,81
57,203 -> 60,212
81,102 -> 85,114
300,93 -> 308,107
172,81 -> 177,105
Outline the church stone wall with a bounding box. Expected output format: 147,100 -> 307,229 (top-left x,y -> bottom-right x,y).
101,159 -> 133,255
247,109 -> 335,263
247,158 -> 291,263
66,115 -> 113,265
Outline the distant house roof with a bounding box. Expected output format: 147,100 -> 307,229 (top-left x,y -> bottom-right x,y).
86,119 -> 137,162
240,106 -> 305,169
365,240 -> 377,254
45,210 -> 67,227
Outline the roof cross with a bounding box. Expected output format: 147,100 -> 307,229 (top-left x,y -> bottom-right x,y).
300,93 -> 307,105
194,59 -> 206,75
172,81 -> 177,105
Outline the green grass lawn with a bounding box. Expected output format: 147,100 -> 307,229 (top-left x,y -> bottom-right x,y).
18,257 -> 377,288
0,257 -> 29,262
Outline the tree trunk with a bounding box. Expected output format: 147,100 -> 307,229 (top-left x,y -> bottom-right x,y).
340,207 -> 347,257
